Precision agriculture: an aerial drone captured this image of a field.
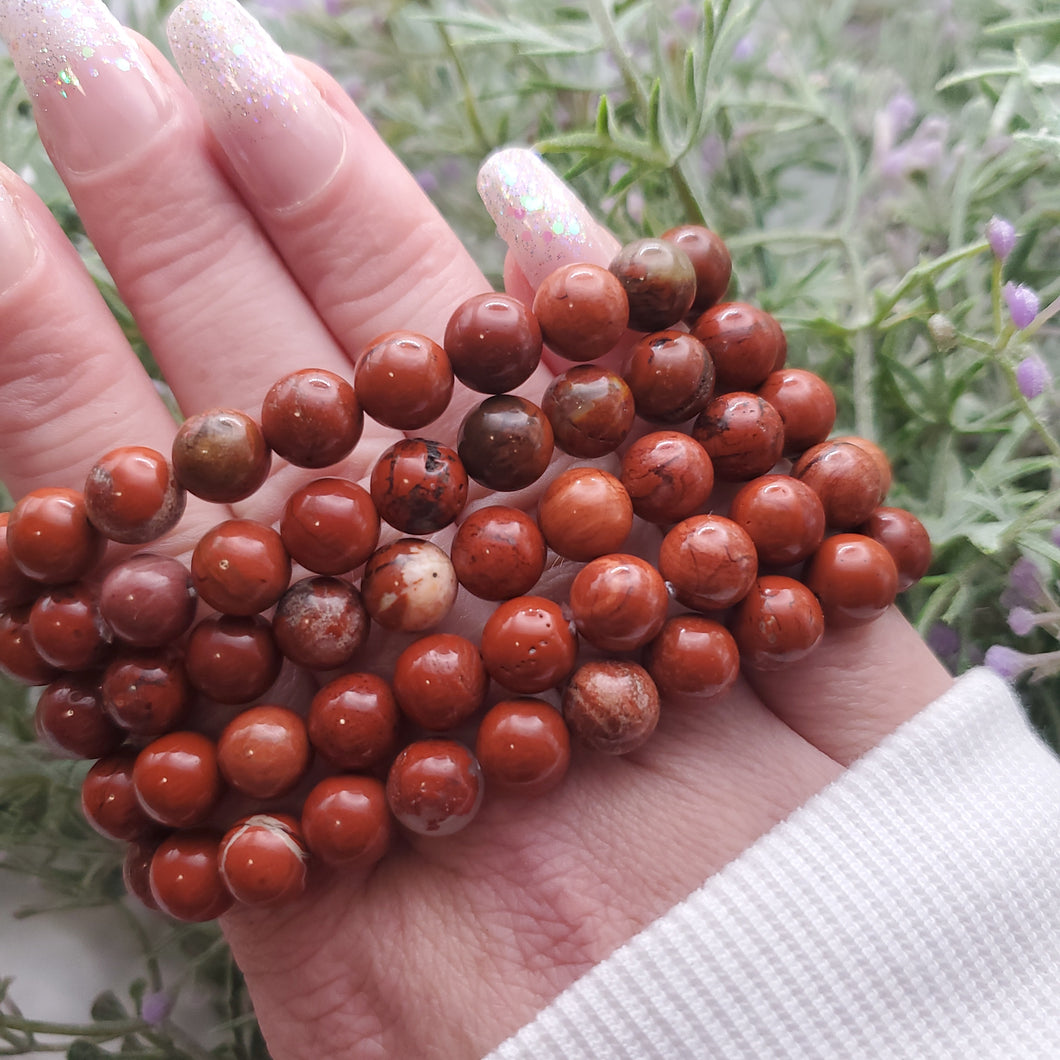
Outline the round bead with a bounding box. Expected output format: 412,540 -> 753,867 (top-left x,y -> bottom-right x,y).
731,576 -> 825,670
123,839 -> 163,911
219,814 -> 308,907
171,408 -> 271,504
805,533 -> 899,627
480,596 -> 578,694
133,731 -> 224,828
792,440 -> 885,529
307,672 -> 398,771
458,395 -> 554,492
475,699 -> 571,797
645,615 -> 740,699
149,831 -> 233,923
532,263 -> 629,362
301,775 -> 391,868
449,505 -> 547,601
661,225 -> 733,313
280,477 -> 380,576
370,438 -> 468,535
568,553 -> 669,652
833,435 -> 893,498
443,292 -> 543,394
756,368 -> 836,455
35,674 -> 124,759
728,474 -> 826,567
562,660 -> 660,755
184,614 -> 281,705
859,507 -> 932,591
623,330 -> 716,423
360,539 -> 457,633
691,392 -> 785,481
102,647 -> 191,736
217,705 -> 311,800
260,368 -> 363,469
99,554 -> 197,648
28,583 -> 112,670
537,467 -> 633,561
272,576 -> 369,670
386,739 -> 483,836
619,431 -> 714,524
0,605 -> 57,685
658,514 -> 758,611
609,237 -> 696,331
0,512 -> 39,609
191,519 -> 291,616
692,302 -> 786,391
83,446 -> 186,544
6,487 -> 104,585
392,633 -> 489,732
81,750 -> 158,841
355,331 -> 454,431
542,365 -> 635,458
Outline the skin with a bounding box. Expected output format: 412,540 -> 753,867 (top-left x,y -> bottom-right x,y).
0,29 -> 954,1060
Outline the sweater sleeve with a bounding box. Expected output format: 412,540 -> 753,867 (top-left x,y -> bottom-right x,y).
486,668 -> 1060,1059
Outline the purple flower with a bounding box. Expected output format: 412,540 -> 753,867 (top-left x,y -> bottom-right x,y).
1004,281 -> 1040,329
1016,353 -> 1052,399
1052,525 -> 1060,549
986,215 -> 1016,261
885,92 -> 917,137
732,34 -> 756,62
414,169 -> 439,195
1007,557 -> 1046,603
672,4 -> 699,33
141,990 -> 172,1027
985,644 -> 1036,680
1007,606 -> 1038,637
927,622 -> 960,660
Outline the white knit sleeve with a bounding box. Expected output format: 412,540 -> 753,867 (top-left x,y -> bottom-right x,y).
487,668 -> 1060,1059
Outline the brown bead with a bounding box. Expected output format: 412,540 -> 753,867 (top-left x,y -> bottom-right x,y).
133,731 -> 224,828
805,533 -> 899,628
360,538 -> 457,632
644,615 -> 739,699
756,368 -> 836,455
619,431 -> 714,524
692,302 -> 786,391
731,576 -> 825,670
280,477 -> 380,576
833,435 -> 893,498
184,614 -> 281,704
301,775 -> 391,868
569,553 -> 669,652
386,739 -> 483,836
272,576 -> 369,670
172,408 -> 271,504
458,395 -> 554,492
562,660 -> 660,755
123,838 -> 163,911
542,365 -> 636,458
370,438 -> 468,535
307,672 -> 398,771
84,446 -> 186,544
392,633 -> 489,732
191,519 -> 291,616
102,647 -> 191,736
98,554 -> 197,648
532,262 -> 629,362
355,331 -> 454,431
217,705 -> 311,800
691,392 -> 785,481
219,814 -> 308,907
28,583 -> 112,671
81,750 -> 158,841
609,237 -> 696,331
537,467 -> 633,561
35,674 -> 124,759
443,292 -> 543,394
658,514 -> 758,611
661,225 -> 732,313
6,487 -> 104,585
480,596 -> 578,694
449,505 -> 547,601
623,330 -> 717,424
859,506 -> 932,591
0,605 -> 57,685
475,699 -> 571,797
728,474 -> 826,567
0,512 -> 39,609
792,440 -> 885,529
149,831 -> 233,922
260,368 -> 363,469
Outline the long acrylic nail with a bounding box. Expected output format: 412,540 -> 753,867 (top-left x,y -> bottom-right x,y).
0,177 -> 38,289
0,0 -> 174,174
167,0 -> 346,211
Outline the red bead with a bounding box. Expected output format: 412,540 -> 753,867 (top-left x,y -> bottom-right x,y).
370,438 -> 468,535
28,583 -> 112,670
728,474 -> 826,567
184,614 -> 281,705
386,739 -> 483,836
450,505 -> 547,601
537,467 -> 633,561
542,365 -> 635,458
792,440 -> 885,529
260,368 -> 363,469
307,672 -> 398,771
644,615 -> 740,699
219,814 -> 308,907
102,647 -> 191,736
562,660 -> 660,755
6,487 -> 104,585
692,302 -> 786,391
619,431 -> 714,524
756,368 -> 836,455
805,533 -> 899,627
480,596 -> 578,694
392,633 -> 489,732
217,705 -> 312,800
272,576 -> 369,670
692,392 -> 785,481
532,262 -> 629,362
568,553 -> 669,652
123,838 -> 164,911
191,519 -> 291,616
731,576 -> 825,670
280,477 -> 380,576
475,699 -> 571,797
444,292 -> 543,394
98,554 -> 197,648
81,750 -> 158,841
458,395 -> 554,492
360,538 -> 457,632
658,514 -> 758,611
83,446 -> 186,544
355,331 -> 454,431
35,674 -> 124,759
172,408 -> 271,504
149,831 -> 233,922
301,775 -> 391,868
859,506 -> 932,591
833,435 -> 893,497
133,731 -> 224,828
0,512 -> 39,609
661,225 -> 732,313
623,330 -> 716,423
609,238 -> 696,331
0,605 -> 57,685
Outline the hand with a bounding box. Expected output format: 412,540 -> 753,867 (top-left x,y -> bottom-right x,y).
0,0 -> 953,1056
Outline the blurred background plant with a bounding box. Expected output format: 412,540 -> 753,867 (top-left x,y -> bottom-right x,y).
0,0 -> 1057,1054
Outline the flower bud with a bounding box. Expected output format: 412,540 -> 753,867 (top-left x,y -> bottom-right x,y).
927,312 -> 958,351
1004,281 -> 1040,330
986,215 -> 1016,261
1016,353 -> 1052,399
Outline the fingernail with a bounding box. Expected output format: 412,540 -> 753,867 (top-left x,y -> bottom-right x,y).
0,178 -> 38,288
477,148 -> 604,287
0,0 -> 174,174
167,0 -> 346,211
